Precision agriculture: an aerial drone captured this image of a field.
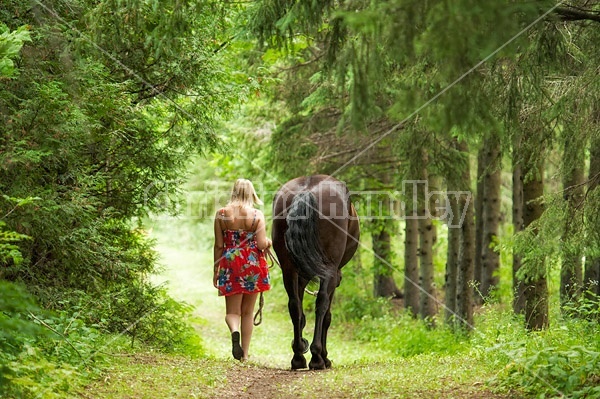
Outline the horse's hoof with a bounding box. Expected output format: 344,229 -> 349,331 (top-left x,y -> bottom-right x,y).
291,355 -> 307,370
309,357 -> 326,370
324,358 -> 332,369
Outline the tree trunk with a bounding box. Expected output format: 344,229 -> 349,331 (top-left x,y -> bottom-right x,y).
522,155 -> 549,330
480,132 -> 502,302
418,149 -> 436,324
428,174 -> 441,257
404,215 -> 420,316
474,147 -> 485,304
445,196 -> 460,324
373,220 -> 401,298
584,134 -> 600,300
455,140 -> 475,331
512,132 -> 526,314
560,134 -> 585,309
373,174 -> 401,298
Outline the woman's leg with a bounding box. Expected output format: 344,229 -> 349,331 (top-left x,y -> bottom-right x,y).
225,294 -> 243,332
240,293 -> 259,360
225,294 -> 244,360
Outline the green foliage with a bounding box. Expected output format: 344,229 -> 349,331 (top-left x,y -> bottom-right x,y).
333,250 -> 466,358
0,281 -> 106,399
102,281 -> 199,352
0,23 -> 30,77
351,312 -> 469,357
563,290 -> 600,322
469,305 -> 600,398
513,185 -> 599,292
0,221 -> 29,266
0,282 -> 41,350
0,195 -> 37,268
0,1 -> 242,395
491,324 -> 600,398
503,346 -> 600,398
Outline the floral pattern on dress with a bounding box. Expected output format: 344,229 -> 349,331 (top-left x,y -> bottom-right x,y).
217,229 -> 270,296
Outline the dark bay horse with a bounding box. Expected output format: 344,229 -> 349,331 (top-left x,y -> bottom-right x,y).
272,175 -> 360,370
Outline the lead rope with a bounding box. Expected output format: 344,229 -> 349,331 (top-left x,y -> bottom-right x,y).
253,248 -> 279,326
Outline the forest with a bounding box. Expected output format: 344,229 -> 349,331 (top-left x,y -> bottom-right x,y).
1,0 -> 599,398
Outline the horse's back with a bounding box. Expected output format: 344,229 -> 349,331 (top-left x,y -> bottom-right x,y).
273,175 -> 359,269
273,174 -> 348,218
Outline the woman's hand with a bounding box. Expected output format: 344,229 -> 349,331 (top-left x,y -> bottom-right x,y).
213,263 -> 220,289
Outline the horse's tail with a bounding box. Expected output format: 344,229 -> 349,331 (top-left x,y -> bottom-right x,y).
284,191 -> 331,280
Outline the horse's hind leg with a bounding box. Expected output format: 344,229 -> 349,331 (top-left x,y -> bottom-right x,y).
321,269 -> 341,369
321,289 -> 335,368
285,272 -> 309,370
309,277 -> 335,370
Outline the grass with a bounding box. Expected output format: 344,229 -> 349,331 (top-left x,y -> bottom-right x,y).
77,216 -> 600,399
81,353 -> 228,399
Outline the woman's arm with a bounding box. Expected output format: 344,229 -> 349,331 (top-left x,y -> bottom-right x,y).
253,210 -> 272,251
213,211 -> 224,287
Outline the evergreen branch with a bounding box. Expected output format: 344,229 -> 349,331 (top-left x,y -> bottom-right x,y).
557,170 -> 600,212
555,6 -> 600,23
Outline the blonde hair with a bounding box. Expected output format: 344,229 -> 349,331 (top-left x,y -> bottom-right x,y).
228,178 -> 263,207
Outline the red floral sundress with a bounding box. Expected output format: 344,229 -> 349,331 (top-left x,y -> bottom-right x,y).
216,210 -> 270,296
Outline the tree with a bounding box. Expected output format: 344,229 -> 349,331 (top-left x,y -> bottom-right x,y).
474,148 -> 485,304
445,197 -> 460,324
520,124 -> 549,330
512,130 -> 527,314
417,148 -> 437,323
404,214 -> 420,316
583,121 -> 600,302
478,131 -> 503,301
373,219 -> 401,298
559,127 -> 585,309
372,174 -> 402,298
454,140 -> 476,330
0,0 -> 245,341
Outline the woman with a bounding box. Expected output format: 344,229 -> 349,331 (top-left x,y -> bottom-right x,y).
213,178 -> 271,361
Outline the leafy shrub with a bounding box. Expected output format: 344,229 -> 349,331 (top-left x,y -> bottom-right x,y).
102,281 -> 200,353
499,346 -> 600,398
0,281 -> 106,399
563,290 -> 600,322
334,295 -> 394,322
479,307 -> 600,398
348,311 -> 468,357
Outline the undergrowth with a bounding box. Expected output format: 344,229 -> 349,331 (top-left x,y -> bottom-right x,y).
480,296 -> 600,398
0,279 -> 202,399
330,264 -> 600,399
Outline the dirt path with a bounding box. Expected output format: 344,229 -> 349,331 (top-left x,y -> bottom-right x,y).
210,363 -> 307,399
209,361 -> 517,399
